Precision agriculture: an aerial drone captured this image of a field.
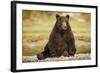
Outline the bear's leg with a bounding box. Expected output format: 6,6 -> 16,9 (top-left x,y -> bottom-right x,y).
37,44 -> 50,60
67,39 -> 76,56
49,49 -> 57,57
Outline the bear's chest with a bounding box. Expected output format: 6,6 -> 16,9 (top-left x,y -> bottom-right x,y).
63,32 -> 73,42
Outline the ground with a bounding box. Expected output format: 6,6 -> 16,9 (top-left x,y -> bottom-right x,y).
23,54 -> 90,62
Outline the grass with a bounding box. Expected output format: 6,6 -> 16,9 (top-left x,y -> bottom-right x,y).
23,45 -> 44,56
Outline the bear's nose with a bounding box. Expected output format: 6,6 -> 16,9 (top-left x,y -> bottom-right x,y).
63,26 -> 67,29
64,26 -> 67,28
62,22 -> 67,30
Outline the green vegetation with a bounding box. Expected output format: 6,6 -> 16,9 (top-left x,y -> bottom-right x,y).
22,10 -> 91,56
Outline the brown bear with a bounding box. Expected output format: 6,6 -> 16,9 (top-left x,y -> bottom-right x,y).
37,14 -> 76,60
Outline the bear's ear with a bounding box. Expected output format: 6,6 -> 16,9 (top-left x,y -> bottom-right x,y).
56,14 -> 60,19
66,15 -> 70,19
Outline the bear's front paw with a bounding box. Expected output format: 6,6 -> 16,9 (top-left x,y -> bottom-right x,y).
68,48 -> 76,56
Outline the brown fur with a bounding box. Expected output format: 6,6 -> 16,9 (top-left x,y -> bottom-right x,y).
37,14 -> 76,60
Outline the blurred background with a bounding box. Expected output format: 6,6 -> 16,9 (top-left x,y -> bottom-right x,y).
22,10 -> 91,62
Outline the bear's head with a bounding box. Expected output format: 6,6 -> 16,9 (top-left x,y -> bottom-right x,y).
55,14 -> 70,31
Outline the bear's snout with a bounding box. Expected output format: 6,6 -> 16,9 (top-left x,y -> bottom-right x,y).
62,22 -> 67,30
